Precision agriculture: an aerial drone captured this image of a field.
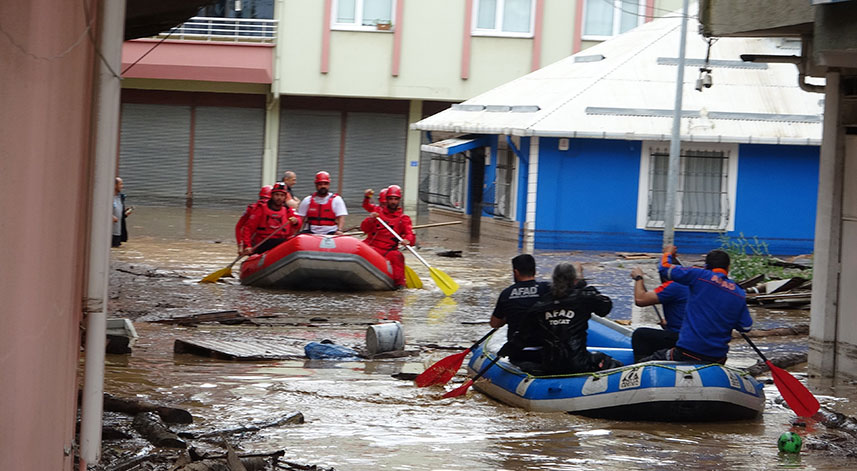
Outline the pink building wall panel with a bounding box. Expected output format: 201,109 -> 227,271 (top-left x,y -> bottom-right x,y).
1,1 -> 96,470
122,40 -> 274,83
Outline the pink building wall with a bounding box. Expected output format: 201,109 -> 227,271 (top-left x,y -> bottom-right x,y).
0,1 -> 97,469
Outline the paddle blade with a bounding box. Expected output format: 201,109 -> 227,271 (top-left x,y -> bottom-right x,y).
442,379 -> 474,399
404,265 -> 423,289
199,266 -> 231,284
768,361 -> 820,418
429,267 -> 459,296
414,351 -> 468,387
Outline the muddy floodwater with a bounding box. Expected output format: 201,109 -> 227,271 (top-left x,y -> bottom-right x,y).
102,206 -> 857,470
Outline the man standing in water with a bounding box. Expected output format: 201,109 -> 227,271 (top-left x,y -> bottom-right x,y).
112,177 -> 132,247
296,171 -> 348,235
489,254 -> 550,368
281,170 -> 300,209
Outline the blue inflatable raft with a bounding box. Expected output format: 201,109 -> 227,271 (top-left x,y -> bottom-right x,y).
465,316 -> 766,421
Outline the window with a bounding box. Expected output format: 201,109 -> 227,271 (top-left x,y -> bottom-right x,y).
333,0 -> 394,30
484,145 -> 516,219
473,0 -> 534,37
637,143 -> 738,231
583,0 -> 643,40
419,152 -> 467,211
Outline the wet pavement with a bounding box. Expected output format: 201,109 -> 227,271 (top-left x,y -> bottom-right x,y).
100,205 -> 857,470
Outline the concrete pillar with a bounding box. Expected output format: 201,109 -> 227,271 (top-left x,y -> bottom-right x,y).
263,94 -> 281,184
404,99 -> 423,217
523,137 -> 539,253
809,71 -> 842,378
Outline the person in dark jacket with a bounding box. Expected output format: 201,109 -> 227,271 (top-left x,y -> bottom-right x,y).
527,262 -> 621,375
489,254 -> 550,367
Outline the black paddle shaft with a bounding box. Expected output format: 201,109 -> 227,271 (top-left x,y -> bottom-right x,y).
468,328 -> 498,353
471,354 -> 502,383
740,332 -> 769,362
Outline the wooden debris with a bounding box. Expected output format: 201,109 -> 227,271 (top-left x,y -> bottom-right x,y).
615,252 -> 654,260
153,310 -> 246,326
133,412 -> 187,448
436,250 -> 462,258
738,274 -> 765,289
104,392 -> 193,424
224,438 -> 248,471
746,352 -> 808,376
182,412 -> 304,439
174,338 -> 304,361
733,324 -> 809,339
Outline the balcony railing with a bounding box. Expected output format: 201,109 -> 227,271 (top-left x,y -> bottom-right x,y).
158,17 -> 278,43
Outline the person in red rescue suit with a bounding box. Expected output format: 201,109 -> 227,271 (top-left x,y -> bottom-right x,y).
362,187 -> 388,213
360,185 -> 415,288
296,171 -> 348,235
235,184 -> 272,254
240,182 -> 302,255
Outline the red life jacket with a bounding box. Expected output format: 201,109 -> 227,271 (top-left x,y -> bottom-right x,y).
305,193 -> 340,226
251,203 -> 289,246
361,207 -> 414,251
235,200 -> 264,244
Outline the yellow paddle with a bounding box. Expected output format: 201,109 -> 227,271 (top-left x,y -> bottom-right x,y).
199,221 -> 292,283
404,265 -> 423,289
376,218 -> 459,296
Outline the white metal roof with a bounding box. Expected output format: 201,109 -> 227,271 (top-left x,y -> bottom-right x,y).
412,8 -> 824,146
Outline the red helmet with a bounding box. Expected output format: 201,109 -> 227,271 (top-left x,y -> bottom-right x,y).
315,171 -> 331,184
379,188 -> 388,204
386,185 -> 402,198
259,185 -> 273,199
271,182 -> 288,194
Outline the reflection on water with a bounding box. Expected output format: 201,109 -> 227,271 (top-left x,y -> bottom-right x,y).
103,206 -> 856,470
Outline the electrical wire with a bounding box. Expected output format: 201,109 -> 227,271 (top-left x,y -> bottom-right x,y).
122,26 -> 179,75
0,3 -> 93,62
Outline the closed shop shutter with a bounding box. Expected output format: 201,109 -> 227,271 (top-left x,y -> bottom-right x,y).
342,112 -> 406,210
278,110 -> 342,203
193,106 -> 265,206
119,103 -> 190,204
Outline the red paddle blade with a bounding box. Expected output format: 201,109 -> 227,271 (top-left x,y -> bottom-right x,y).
442,379 -> 474,399
414,351 -> 468,387
768,361 -> 820,418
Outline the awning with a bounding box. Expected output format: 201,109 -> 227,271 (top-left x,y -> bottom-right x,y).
420,136 -> 490,155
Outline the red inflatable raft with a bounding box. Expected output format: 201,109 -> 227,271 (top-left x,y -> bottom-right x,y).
239,234 -> 395,291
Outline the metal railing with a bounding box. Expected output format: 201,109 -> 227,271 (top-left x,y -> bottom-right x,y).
158,17 -> 278,43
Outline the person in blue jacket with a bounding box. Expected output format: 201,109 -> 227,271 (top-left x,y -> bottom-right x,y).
639,245 -> 752,364
629,265 -> 689,362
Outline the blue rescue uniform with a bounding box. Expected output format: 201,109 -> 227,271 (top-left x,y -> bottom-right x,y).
654,281 -> 689,333
659,253 -> 752,360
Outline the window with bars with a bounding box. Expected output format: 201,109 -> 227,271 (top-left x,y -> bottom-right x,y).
419,152 -> 467,211
643,146 -> 734,231
484,146 -> 515,219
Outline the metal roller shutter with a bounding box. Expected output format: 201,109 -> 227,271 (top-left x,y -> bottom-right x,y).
193,106 -> 265,206
342,112 -> 407,210
278,110 -> 341,203
119,103 -> 190,205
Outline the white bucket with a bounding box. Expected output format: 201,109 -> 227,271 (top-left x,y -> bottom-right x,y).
365,321 -> 405,354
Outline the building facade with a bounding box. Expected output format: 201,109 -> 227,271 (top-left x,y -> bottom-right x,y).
118,0 -> 677,211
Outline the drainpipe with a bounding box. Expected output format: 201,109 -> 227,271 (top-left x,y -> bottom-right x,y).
79,0 -> 126,467
739,37 -> 824,94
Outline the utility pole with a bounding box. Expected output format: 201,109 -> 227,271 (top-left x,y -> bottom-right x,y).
663,0 -> 690,248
